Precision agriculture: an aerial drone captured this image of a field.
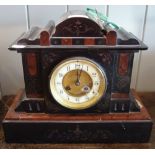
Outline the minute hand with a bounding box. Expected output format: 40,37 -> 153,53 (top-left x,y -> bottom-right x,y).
78,66 -> 83,81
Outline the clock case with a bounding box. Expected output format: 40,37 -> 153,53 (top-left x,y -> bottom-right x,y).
8,11 -> 147,114
3,11 -> 153,143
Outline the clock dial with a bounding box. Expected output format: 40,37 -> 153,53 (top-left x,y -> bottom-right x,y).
49,57 -> 107,110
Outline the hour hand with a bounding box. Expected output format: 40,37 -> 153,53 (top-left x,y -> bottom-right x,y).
76,67 -> 83,86
75,69 -> 80,86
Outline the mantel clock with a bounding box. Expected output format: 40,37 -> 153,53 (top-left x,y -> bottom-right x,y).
2,10 -> 153,143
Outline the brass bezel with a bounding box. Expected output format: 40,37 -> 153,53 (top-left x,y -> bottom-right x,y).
49,57 -> 107,110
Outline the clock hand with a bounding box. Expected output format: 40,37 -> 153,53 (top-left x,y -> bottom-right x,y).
76,69 -> 79,81
78,67 -> 83,81
75,66 -> 83,86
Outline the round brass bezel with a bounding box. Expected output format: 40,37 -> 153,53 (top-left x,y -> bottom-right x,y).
49,57 -> 107,110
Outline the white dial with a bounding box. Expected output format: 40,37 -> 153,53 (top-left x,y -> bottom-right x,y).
49,57 -> 107,110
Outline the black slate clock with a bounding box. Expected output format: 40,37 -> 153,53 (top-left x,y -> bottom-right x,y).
2,10 -> 153,143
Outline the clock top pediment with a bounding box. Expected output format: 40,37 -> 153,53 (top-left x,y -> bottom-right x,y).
9,10 -> 147,51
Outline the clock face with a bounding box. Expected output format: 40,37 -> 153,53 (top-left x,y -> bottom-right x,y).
49,57 -> 107,110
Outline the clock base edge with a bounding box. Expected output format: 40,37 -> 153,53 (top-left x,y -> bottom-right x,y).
2,89 -> 153,143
